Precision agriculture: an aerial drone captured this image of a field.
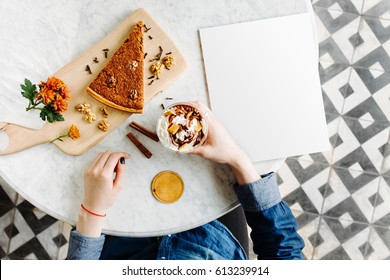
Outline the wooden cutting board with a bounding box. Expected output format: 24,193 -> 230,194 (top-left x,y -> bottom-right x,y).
0,8 -> 187,156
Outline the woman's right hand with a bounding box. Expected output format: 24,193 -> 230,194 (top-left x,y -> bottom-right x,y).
190,101 -> 246,166
190,102 -> 260,186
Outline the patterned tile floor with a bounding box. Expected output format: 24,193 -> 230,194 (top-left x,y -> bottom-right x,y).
1,0 -> 390,260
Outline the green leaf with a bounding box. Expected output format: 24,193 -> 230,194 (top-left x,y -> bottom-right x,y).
39,108 -> 48,122
20,78 -> 37,101
53,113 -> 64,122
39,106 -> 64,123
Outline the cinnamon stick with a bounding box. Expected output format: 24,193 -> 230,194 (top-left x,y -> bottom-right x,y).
129,122 -> 159,142
127,132 -> 153,159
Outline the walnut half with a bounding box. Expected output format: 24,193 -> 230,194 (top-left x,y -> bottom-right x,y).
85,112 -> 97,123
162,55 -> 175,68
75,102 -> 91,114
98,119 -> 110,132
150,62 -> 162,78
129,89 -> 138,99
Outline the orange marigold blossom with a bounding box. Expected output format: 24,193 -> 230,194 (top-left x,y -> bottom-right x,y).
37,87 -> 56,105
52,95 -> 68,113
59,87 -> 71,100
68,125 -> 80,140
38,76 -> 71,101
50,124 -> 80,142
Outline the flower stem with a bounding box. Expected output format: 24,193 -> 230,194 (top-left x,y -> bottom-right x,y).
26,101 -> 44,111
50,133 -> 68,143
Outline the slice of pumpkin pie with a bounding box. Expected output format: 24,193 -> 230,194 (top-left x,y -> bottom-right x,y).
86,21 -> 144,113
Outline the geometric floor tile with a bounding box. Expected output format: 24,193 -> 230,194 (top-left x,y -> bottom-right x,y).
312,216 -> 342,259
323,167 -> 380,223
371,177 -> 390,227
352,65 -> 390,96
57,222 -> 72,260
317,9 -> 361,64
0,177 -> 17,206
293,211 -> 321,260
331,117 -> 361,164
362,0 -> 390,20
366,226 -> 390,259
7,208 -> 56,260
360,16 -> 390,47
353,18 -> 384,66
321,66 -> 351,114
341,68 -> 372,115
0,184 -> 69,260
354,64 -> 390,105
279,159 -> 330,214
313,0 -> 364,15
332,117 -> 389,174
340,226 -> 371,259
0,208 -> 15,259
313,216 -> 369,259
373,83 -> 390,125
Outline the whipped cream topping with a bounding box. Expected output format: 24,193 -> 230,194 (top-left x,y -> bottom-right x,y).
157,104 -> 207,152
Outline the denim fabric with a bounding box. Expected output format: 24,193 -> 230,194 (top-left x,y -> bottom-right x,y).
234,172 -> 281,212
157,220 -> 247,260
67,230 -> 105,260
66,172 -> 304,260
100,236 -> 160,260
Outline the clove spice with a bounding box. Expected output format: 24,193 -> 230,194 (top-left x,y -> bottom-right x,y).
102,48 -> 109,58
143,24 -> 151,32
85,65 -> 92,74
149,46 -> 163,62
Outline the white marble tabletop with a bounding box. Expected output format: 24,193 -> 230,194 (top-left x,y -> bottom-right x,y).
0,0 -> 307,237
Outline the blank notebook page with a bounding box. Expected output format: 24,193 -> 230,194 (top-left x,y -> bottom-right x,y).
199,13 -> 330,162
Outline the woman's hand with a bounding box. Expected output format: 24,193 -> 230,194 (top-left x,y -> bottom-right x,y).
76,151 -> 130,237
190,102 -> 246,165
190,102 -> 260,186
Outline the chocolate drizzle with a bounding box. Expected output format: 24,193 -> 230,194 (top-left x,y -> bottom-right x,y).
165,105 -> 205,150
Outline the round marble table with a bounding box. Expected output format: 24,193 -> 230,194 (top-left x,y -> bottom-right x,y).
0,0 -> 307,237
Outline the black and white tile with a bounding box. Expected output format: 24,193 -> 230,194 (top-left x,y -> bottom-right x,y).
366,226 -> 390,259
0,184 -> 69,260
313,0 -> 364,14
281,0 -> 390,260
1,0 -> 390,260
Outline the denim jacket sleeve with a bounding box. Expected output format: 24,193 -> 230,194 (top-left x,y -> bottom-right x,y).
233,172 -> 305,260
66,229 -> 105,260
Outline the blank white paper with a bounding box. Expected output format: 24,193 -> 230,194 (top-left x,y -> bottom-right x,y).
199,13 -> 330,162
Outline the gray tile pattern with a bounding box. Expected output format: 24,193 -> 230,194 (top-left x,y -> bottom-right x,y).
281,0 -> 390,260
1,0 -> 390,260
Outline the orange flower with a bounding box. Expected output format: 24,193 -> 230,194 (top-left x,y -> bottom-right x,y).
68,125 -> 80,140
50,124 -> 80,142
52,95 -> 68,113
41,76 -> 62,90
39,76 -> 71,101
37,87 -> 56,105
59,87 -> 71,100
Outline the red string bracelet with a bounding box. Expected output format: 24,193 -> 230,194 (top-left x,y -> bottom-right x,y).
81,204 -> 107,217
